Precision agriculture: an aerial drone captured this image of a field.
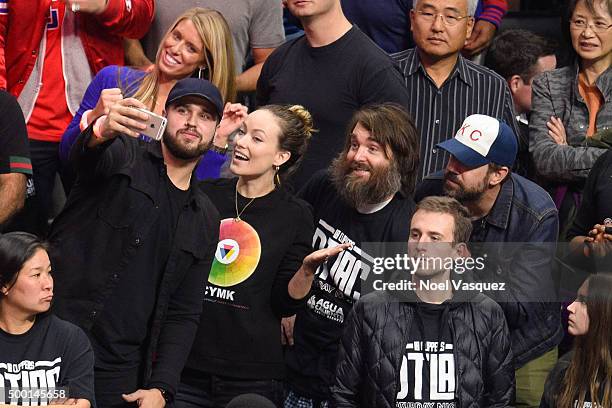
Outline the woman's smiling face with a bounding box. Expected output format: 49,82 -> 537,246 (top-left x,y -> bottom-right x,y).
158,19 -> 205,79
230,109 -> 289,179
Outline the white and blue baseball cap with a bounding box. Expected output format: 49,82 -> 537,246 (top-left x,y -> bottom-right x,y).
437,114 -> 518,168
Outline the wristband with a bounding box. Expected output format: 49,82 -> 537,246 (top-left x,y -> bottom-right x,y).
80,110 -> 93,131
92,115 -> 108,139
210,144 -> 228,155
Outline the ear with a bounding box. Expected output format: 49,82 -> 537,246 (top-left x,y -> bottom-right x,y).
1,285 -> 9,296
409,9 -> 416,33
162,109 -> 167,118
488,166 -> 509,187
454,242 -> 470,258
465,16 -> 475,41
508,75 -> 523,94
273,150 -> 291,168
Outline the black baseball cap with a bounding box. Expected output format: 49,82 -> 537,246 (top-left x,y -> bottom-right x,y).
165,78 -> 224,119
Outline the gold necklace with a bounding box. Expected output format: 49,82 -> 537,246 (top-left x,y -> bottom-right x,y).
234,185 -> 256,222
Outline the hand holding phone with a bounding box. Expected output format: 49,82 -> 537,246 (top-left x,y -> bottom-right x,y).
133,108 -> 167,141
98,98 -> 150,140
92,88 -> 123,119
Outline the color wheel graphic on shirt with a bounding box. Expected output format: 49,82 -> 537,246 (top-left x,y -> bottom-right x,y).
209,218 -> 261,287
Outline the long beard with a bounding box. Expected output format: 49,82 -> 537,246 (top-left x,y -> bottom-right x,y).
330,155 -> 401,208
163,128 -> 212,160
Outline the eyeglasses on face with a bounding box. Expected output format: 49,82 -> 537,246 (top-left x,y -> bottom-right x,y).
570,18 -> 612,33
415,9 -> 469,27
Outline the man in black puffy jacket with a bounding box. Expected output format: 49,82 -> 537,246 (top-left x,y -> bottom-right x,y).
332,196 -> 514,407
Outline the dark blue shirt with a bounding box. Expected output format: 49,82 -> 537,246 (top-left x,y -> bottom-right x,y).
341,0 -> 413,54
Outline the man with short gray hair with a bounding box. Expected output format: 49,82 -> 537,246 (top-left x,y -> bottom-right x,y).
394,0 -> 521,179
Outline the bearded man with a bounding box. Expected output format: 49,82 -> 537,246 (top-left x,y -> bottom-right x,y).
415,114 -> 561,407
280,103 -> 420,407
48,78 -> 222,408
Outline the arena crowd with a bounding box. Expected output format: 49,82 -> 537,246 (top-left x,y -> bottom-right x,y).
0,0 -> 611,407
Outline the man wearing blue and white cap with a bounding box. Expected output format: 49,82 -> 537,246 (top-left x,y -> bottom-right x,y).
416,114 -> 561,407
49,78 -> 222,408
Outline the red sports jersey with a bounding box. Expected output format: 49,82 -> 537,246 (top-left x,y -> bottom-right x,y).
27,1 -> 72,142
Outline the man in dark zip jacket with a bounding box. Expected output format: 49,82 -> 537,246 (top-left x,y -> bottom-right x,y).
332,196 -> 514,408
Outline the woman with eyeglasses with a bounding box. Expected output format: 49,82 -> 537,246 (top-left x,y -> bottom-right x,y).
0,232 -> 95,407
529,0 -> 612,237
540,274 -> 612,408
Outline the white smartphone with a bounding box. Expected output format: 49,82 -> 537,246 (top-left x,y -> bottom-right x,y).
133,107 -> 167,141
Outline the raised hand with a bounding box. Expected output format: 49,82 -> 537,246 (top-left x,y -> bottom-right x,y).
99,97 -> 150,140
214,103 -> 248,148
463,20 -> 496,57
91,88 -> 123,119
302,243 -> 353,276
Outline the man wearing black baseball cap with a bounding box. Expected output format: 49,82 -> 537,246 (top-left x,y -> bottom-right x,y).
48,78 -> 222,408
416,114 -> 562,406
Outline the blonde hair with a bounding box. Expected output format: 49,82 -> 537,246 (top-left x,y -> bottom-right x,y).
131,7 -> 236,108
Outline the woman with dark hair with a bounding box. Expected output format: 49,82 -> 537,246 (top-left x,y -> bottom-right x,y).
540,274 -> 612,407
175,105 -> 350,408
0,232 -> 94,407
529,0 -> 612,236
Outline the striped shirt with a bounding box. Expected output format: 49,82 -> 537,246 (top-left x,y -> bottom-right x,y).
393,48 -> 519,180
